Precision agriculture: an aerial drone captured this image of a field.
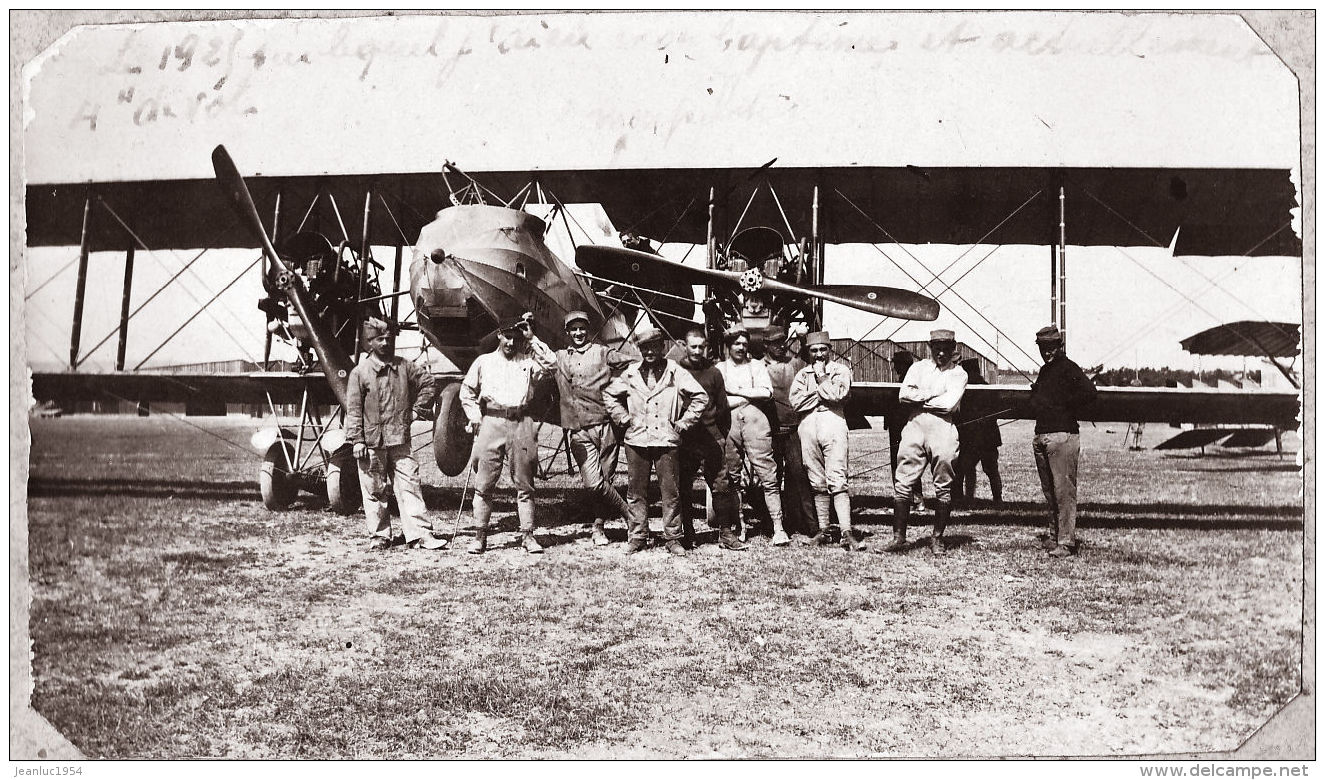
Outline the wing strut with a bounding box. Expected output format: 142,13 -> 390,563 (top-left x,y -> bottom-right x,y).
68,190 -> 93,369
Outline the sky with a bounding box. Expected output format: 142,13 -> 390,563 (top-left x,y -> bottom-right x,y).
18,12 -> 1305,377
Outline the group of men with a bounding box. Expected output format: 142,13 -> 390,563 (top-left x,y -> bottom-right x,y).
344,312 -> 1098,560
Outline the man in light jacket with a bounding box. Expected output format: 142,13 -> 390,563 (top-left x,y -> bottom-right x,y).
603,326 -> 708,556
788,331 -> 858,550
887,329 -> 969,555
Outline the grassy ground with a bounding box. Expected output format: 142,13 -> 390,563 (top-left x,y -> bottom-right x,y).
25,415 -> 1304,758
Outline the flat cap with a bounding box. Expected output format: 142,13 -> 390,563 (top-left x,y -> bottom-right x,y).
633,326 -> 665,345
361,317 -> 393,339
563,310 -> 591,328
762,325 -> 787,342
805,331 -> 831,347
929,329 -> 956,342
723,324 -> 749,343
1036,325 -> 1063,343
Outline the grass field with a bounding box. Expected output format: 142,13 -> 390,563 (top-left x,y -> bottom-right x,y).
24,415 -> 1304,758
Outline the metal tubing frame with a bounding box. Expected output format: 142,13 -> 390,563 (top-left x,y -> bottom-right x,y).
69,191 -> 94,369
1058,185 -> 1067,347
115,245 -> 135,371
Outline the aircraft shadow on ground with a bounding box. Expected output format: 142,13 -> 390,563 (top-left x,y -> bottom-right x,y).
26,480 -> 1303,533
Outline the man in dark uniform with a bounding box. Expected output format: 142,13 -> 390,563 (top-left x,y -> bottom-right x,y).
955,357 -> 1003,506
1029,325 -> 1098,558
676,328 -> 746,551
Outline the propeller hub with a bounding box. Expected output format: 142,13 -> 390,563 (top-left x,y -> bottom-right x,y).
740,269 -> 763,293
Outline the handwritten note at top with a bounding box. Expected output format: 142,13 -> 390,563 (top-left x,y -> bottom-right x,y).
58,15 -> 1269,135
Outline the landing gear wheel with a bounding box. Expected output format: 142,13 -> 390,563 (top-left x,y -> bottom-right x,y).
433,381 -> 474,477
325,449 -> 361,514
260,441 -> 298,510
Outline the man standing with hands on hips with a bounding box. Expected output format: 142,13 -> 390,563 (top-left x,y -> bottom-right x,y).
1029,325 -> 1097,558
347,317 -> 446,551
460,314 -> 557,555
887,329 -> 968,555
789,331 -> 859,550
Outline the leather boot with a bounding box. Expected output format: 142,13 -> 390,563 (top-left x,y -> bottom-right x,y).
884,497 -> 910,552
810,494 -> 834,545
835,493 -> 863,551
930,502 -> 950,555
517,500 -> 543,554
591,518 -> 610,547
468,493 -> 492,555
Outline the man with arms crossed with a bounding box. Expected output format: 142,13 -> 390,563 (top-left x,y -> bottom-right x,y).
718,325 -> 790,546
789,331 -> 860,550
887,329 -> 968,555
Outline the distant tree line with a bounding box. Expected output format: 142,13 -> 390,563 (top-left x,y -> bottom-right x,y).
1090,367 -> 1261,387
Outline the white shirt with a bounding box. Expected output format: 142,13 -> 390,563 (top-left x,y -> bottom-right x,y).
717,358 -> 773,409
897,359 -> 968,416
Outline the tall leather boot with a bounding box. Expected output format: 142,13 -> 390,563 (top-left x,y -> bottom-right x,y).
811,494 -> 834,545
931,502 -> 950,555
885,497 -> 910,552
468,493 -> 491,555
517,500 -> 543,554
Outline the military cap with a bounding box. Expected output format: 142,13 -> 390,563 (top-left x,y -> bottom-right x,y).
929,329 -> 956,342
563,310 -> 591,329
762,325 -> 787,342
361,317 -> 393,339
723,324 -> 750,343
497,317 -> 529,334
633,326 -> 665,345
1036,325 -> 1063,343
805,331 -> 831,347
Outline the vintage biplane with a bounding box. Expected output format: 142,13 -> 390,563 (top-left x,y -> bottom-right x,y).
27,147 -> 1302,512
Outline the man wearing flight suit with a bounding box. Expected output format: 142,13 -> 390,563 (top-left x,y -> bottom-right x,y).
1030,325 -> 1098,558
603,327 -> 709,556
459,315 -> 557,555
552,310 -> 634,547
346,317 -> 446,551
677,328 -> 746,551
789,331 -> 861,550
718,325 -> 790,546
762,326 -> 816,538
887,329 -> 968,555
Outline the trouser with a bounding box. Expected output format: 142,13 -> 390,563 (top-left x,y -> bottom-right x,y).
679,424 -> 737,534
956,445 -> 1003,501
774,427 -> 817,536
894,413 -> 959,504
799,409 -> 850,496
889,425 -> 924,504
471,415 -> 538,533
726,404 -> 784,532
358,444 -> 433,543
626,444 -> 682,543
569,422 -> 629,523
1033,432 -> 1081,544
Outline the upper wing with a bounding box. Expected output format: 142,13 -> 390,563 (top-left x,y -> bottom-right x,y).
849,383 -> 1300,428
26,167 -> 1300,258
31,371 -> 340,407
